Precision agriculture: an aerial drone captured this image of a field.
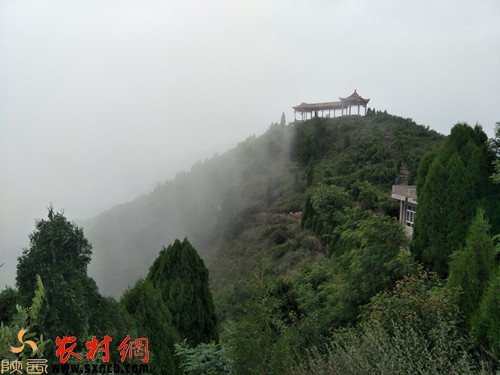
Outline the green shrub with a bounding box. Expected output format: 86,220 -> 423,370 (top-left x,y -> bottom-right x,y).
174,341 -> 234,375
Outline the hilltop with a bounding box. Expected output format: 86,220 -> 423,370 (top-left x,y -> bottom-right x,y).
83,112 -> 444,297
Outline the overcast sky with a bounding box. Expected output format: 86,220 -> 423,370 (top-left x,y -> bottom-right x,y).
1,0 -> 499,288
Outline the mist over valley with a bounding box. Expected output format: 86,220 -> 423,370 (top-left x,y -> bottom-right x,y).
82,122 -> 296,296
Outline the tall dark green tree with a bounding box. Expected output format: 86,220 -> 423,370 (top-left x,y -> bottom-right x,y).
16,208 -> 131,363
411,123 -> 500,277
280,112 -> 286,126
471,265 -> 500,358
148,238 -> 218,345
87,294 -> 139,363
16,208 -> 97,341
447,208 -> 496,326
121,278 -> 179,374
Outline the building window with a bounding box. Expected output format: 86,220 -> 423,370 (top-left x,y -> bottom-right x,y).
406,204 -> 416,228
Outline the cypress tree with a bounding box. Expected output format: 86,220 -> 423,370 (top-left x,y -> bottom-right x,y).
16,208 -> 100,361
447,208 -> 496,326
121,278 -> 179,374
411,123 -> 499,277
472,265 -> 500,358
300,195 -> 316,229
412,157 -> 447,273
280,112 -> 286,126
148,238 -> 218,345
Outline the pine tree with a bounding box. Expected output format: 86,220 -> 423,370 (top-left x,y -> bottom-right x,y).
148,239 -> 218,345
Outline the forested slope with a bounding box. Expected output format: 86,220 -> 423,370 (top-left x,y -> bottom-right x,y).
83,112 -> 443,297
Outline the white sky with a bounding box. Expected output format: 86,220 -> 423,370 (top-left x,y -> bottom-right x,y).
1,0 -> 499,288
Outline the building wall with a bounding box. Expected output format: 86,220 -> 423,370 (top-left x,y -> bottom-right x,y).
391,185 -> 417,237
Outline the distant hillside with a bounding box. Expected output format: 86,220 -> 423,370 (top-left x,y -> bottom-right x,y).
83,113 -> 444,297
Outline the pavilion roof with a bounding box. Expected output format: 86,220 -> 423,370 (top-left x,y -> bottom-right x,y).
293,101 -> 344,112
339,89 -> 370,104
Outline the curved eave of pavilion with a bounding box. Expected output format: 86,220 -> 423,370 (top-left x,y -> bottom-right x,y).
339,90 -> 370,104
340,98 -> 370,105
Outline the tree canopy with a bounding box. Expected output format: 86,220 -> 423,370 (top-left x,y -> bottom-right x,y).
15,208 -> 134,364
16,208 -> 98,343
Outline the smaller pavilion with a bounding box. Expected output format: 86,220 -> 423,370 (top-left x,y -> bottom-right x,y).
293,90 -> 370,121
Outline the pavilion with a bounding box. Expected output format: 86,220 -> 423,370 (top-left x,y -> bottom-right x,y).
293,90 -> 370,121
